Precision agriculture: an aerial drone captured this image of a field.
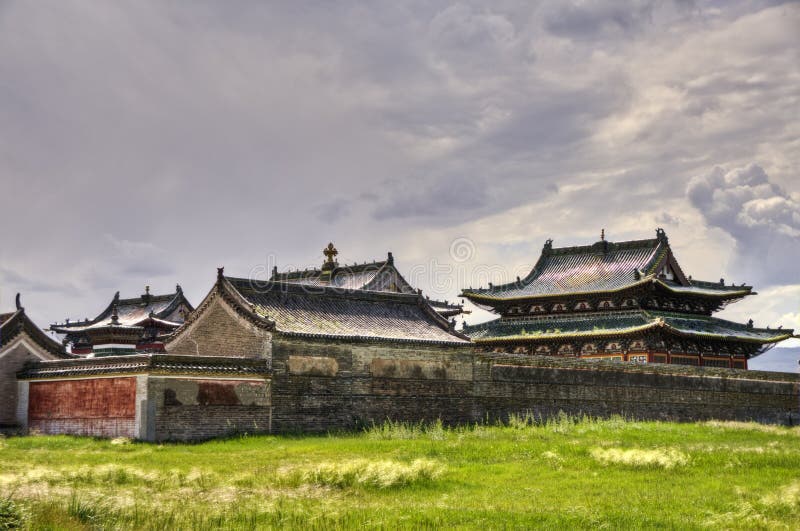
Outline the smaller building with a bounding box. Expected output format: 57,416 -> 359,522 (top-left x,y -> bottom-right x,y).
50,286 -> 193,355
0,294 -> 71,429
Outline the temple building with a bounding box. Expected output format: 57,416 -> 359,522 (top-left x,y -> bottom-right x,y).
461,229 -> 795,369
269,243 -> 465,319
0,294 -> 71,428
50,286 -> 193,356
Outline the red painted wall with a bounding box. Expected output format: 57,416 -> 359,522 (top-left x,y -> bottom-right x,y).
28,377 -> 136,437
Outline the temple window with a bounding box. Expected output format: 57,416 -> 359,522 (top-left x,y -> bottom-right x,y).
574,301 -> 590,311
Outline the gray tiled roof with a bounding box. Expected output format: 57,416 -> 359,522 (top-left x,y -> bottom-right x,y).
1,306 -> 70,358
463,310 -> 793,344
272,260 -> 416,292
51,288 -> 192,333
465,238 -> 664,299
463,233 -> 750,302
224,277 -> 469,345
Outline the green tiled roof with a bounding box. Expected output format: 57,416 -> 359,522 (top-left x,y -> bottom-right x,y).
462,231 -> 751,303
464,310 -> 794,344
464,238 -> 664,300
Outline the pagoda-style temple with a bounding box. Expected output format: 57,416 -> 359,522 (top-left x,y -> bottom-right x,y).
461,229 -> 795,369
269,243 -> 465,319
50,286 -> 193,356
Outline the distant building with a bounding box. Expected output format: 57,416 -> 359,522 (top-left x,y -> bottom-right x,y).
461,229 -> 794,369
50,286 -> 193,356
0,294 -> 70,427
269,243 -> 465,318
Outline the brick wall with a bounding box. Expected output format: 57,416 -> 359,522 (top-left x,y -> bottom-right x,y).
167,296 -> 272,358
28,377 -> 136,437
149,377 -> 271,441
268,339 -> 799,431
270,337 -> 478,432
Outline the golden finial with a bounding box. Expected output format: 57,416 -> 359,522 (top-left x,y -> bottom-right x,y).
323,242 -> 338,264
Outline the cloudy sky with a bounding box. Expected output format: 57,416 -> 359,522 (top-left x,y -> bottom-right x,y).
1,1 -> 798,350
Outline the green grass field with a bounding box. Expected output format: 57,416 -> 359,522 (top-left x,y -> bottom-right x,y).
1,416 -> 799,529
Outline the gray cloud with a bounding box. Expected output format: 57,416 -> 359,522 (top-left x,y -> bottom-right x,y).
0,0 -> 797,336
687,163 -> 800,286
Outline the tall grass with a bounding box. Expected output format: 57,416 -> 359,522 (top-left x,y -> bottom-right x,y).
2,416 -> 799,529
280,458 -> 444,489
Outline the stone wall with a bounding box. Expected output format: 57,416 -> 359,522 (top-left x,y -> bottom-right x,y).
270,337 -> 478,432
148,377 -> 271,441
475,354 -> 799,425
269,340 -> 799,431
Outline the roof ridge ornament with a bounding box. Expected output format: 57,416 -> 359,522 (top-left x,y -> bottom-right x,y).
656,227 -> 668,243
543,239 -> 553,254
15,293 -> 22,312
322,242 -> 339,271
110,302 -> 120,325
217,267 -> 225,279
387,251 -> 394,265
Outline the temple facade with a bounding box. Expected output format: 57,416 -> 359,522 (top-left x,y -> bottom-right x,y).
50,286 -> 193,356
461,229 -> 794,369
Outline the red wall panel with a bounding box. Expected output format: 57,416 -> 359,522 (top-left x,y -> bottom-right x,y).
29,377 -> 136,420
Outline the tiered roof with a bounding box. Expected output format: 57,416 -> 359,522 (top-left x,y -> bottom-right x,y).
0,294 -> 70,358
465,310 -> 793,345
50,286 -> 193,334
462,229 -> 751,306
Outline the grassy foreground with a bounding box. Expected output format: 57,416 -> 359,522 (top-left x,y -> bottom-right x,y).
1,416 -> 799,530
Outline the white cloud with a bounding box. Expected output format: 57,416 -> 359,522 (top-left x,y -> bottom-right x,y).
687,163 -> 800,286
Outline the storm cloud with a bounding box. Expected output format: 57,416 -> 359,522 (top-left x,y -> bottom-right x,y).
0,0 -> 797,342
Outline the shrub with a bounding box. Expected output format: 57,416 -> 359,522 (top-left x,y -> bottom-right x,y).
0,498 -> 26,529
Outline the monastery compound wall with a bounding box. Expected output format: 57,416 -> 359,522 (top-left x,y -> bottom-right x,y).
15,343 -> 797,441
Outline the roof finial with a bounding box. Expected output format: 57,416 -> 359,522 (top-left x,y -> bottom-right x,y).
543,239 -> 553,253
217,267 -> 225,279
15,293 -> 22,311
601,228 -> 605,241
145,285 -> 150,295
323,242 -> 338,264
271,265 -> 278,279
176,284 -> 182,293
387,251 -> 394,265
110,303 -> 119,325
